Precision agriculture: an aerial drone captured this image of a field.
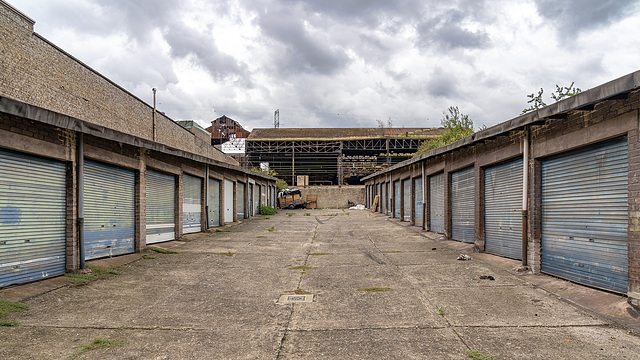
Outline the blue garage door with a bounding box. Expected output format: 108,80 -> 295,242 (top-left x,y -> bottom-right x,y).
485,158 -> 523,259
146,169 -> 175,244
84,160 -> 135,259
0,149 -> 66,287
542,137 -> 628,294
414,177 -> 423,227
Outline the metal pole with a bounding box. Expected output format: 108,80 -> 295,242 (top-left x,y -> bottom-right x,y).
152,88 -> 157,141
522,130 -> 529,266
77,132 -> 85,269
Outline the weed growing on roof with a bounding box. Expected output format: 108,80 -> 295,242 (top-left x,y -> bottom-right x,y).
148,246 -> 180,254
67,338 -> 126,360
0,299 -> 28,318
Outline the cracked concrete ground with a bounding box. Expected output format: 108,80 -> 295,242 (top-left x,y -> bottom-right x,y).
1,208 -> 639,359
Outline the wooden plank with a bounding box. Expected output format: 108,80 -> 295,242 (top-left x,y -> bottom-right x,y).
371,195 -> 380,212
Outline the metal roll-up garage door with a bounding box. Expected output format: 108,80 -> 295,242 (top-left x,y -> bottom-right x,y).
403,179 -> 411,221
541,137 -> 628,294
387,183 -> 392,216
208,178 -> 220,228
0,149 -> 66,287
414,177 -> 423,227
183,174 -> 202,234
224,180 -> 234,223
485,158 -> 523,259
452,166 -> 475,243
146,169 -> 175,244
430,173 -> 445,234
394,181 -> 401,218
237,182 -> 245,219
84,160 -> 135,259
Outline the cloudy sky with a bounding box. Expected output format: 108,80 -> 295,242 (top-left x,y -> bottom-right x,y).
9,0 -> 640,130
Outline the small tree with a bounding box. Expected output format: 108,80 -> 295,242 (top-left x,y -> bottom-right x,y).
276,179 -> 288,193
521,82 -> 582,114
414,106 -> 475,156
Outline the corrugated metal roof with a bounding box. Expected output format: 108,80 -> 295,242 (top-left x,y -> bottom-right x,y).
247,127 -> 441,140
362,70 -> 640,181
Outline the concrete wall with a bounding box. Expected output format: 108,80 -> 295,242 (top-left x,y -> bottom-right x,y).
299,186 -> 365,208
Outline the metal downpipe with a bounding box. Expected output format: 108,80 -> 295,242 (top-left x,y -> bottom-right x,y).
77,132 -> 85,269
522,130 -> 529,266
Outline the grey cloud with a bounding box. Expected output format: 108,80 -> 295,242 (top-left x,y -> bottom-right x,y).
256,9 -> 351,76
416,9 -> 491,50
427,68 -> 459,98
534,0 -> 639,35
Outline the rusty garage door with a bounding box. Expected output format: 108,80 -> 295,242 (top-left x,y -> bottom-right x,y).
0,149 -> 66,287
485,158 -> 523,259
146,169 -> 175,244
451,166 -> 475,243
182,174 -> 202,234
429,173 -> 445,234
84,160 -> 135,259
542,137 -> 628,294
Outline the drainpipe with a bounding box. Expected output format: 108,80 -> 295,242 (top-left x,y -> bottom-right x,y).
422,161 -> 426,230
522,129 -> 529,266
205,166 -> 209,229
77,132 -> 85,269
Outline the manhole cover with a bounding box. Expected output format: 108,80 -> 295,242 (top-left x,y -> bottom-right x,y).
278,294 -> 314,303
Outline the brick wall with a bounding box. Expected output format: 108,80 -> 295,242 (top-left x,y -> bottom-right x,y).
299,186 -> 365,209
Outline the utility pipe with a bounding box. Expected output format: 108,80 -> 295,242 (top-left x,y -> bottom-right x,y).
522,129 -> 529,266
205,166 -> 209,229
152,88 -> 157,141
77,132 -> 85,269
422,161 -> 426,230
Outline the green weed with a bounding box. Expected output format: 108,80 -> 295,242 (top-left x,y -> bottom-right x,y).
289,265 -> 313,271
0,320 -> 19,327
142,254 -> 156,259
268,226 -> 275,232
304,213 -> 311,216
308,252 -> 332,256
0,299 -> 29,318
466,349 -> 496,360
215,252 -> 236,257
148,246 -> 180,254
67,338 -> 126,360
356,287 -> 393,292
437,306 -> 445,316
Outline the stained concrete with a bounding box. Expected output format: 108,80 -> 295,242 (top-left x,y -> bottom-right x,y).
1,209 -> 639,359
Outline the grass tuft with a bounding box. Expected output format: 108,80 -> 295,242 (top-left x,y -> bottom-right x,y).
68,338 -> 126,360
267,226 -> 275,232
0,300 -> 29,318
256,235 -> 266,238
64,272 -> 95,284
286,288 -> 312,295
0,320 -> 19,327
356,287 -> 393,292
148,246 -> 180,254
142,254 -> 156,259
382,251 -> 405,253
304,213 -> 311,216
437,305 -> 445,316
289,265 -> 313,271
466,349 -> 496,360
216,229 -> 242,233
215,252 -> 236,257
287,213 -> 294,217
87,265 -> 121,276
308,252 -> 332,256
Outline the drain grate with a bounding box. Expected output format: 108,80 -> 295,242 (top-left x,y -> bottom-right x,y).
278,294 -> 314,303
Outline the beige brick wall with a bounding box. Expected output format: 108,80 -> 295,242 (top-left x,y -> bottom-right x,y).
299,186 -> 365,209
0,1 -> 231,164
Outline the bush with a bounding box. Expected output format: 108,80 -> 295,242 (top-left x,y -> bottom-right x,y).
259,203 -> 277,215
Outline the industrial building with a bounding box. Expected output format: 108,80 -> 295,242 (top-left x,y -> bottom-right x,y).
246,127 -> 443,185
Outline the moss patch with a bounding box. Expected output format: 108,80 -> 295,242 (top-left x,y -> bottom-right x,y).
356,287 -> 393,292
215,252 -> 236,257
148,246 -> 180,254
67,338 -> 126,360
289,265 -> 313,270
466,350 -> 496,360
308,252 -> 332,256
0,320 -> 19,327
0,299 -> 29,318
267,226 -> 275,232
216,229 -> 242,233
142,254 -> 156,259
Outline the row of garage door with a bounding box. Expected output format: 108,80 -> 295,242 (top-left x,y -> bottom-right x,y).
0,152 -> 272,288
373,137 -> 629,294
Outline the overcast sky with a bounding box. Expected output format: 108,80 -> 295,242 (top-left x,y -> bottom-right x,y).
9,0 -> 640,130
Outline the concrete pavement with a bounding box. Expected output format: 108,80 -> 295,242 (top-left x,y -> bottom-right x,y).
1,209 -> 639,359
